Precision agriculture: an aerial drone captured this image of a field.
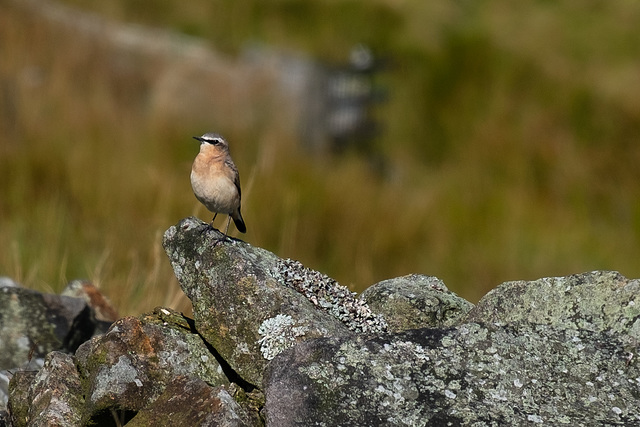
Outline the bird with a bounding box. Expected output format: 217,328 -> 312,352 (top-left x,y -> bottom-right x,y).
190,132 -> 246,235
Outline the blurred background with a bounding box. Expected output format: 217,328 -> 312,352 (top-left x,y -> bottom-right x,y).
2,0 -> 640,316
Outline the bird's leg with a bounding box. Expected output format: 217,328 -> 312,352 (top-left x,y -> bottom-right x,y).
224,215 -> 232,236
209,213 -> 218,228
204,213 -> 223,241
211,216 -> 232,246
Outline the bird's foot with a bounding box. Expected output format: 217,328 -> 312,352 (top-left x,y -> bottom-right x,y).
212,234 -> 232,246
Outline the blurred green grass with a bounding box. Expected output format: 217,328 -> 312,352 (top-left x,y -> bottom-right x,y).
2,0 -> 640,315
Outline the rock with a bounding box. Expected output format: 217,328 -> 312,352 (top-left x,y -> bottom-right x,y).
163,217 -> 362,386
8,352 -> 83,427
0,280 -> 111,413
61,280 -> 119,323
0,409 -> 9,426
6,308 -> 240,425
1,358 -> 43,414
0,370 -> 9,414
271,258 -> 388,336
264,321 -> 640,426
228,383 -> 265,426
75,308 -> 229,422
126,377 -> 258,427
5,370 -> 36,426
0,286 -> 93,370
465,270 -> 640,339
264,271 -> 640,425
360,274 -> 474,332
0,277 -> 20,288
6,220 -> 640,426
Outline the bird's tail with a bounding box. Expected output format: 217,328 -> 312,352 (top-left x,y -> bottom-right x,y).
232,210 -> 246,233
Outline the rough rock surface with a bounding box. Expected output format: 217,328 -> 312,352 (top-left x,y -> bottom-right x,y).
6,218 -> 640,426
163,217 -> 359,386
0,359 -> 42,416
0,280 -> 102,416
0,279 -> 115,415
126,377 -> 254,427
360,274 -> 474,332
4,371 -> 35,426
264,270 -> 640,426
0,285 -> 92,370
75,308 -> 230,423
265,323 -> 640,426
464,270 -> 640,339
61,280 -> 119,323
6,307 -> 262,426
8,352 -> 83,427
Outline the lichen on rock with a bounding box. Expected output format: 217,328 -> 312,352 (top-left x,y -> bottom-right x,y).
271,258 -> 388,335
257,314 -> 309,360
8,216 -> 640,426
360,274 -> 474,332
265,321 -> 640,426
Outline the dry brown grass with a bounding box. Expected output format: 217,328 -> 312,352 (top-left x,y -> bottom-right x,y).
2,0 -> 640,315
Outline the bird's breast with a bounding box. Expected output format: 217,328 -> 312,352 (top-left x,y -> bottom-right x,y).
190,167 -> 239,214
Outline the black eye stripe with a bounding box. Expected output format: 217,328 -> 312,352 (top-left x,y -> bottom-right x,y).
193,134 -> 226,145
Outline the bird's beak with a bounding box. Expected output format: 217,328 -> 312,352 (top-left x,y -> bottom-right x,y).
193,136 -> 204,142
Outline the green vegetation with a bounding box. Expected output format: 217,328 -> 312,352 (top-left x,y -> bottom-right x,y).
2,0 -> 640,315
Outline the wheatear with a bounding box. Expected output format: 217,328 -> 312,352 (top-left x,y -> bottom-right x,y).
191,133 -> 246,235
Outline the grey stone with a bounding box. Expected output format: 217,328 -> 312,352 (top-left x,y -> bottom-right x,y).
163,217 -> 354,386
75,307 -> 229,422
0,278 -> 111,413
6,370 -> 36,427
0,372 -> 8,412
465,270 -> 640,339
127,376 -> 259,427
272,258 -> 388,335
7,307 -> 235,425
0,286 -> 92,370
360,274 -> 474,332
0,277 -> 20,288
264,322 -> 640,426
1,359 -> 43,412
9,352 -> 83,427
7,219 -> 640,427
61,280 -> 119,323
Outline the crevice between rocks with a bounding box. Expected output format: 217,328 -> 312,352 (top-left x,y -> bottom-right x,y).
88,407 -> 137,427
179,314 -> 258,393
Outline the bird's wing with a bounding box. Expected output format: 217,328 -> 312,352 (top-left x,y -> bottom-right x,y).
226,158 -> 242,199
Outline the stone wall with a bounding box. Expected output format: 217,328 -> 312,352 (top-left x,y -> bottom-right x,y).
2,217 -> 639,425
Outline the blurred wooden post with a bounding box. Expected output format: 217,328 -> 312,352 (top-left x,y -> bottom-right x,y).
301,44 -> 387,155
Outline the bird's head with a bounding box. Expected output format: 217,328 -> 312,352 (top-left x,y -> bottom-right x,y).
193,133 -> 229,150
